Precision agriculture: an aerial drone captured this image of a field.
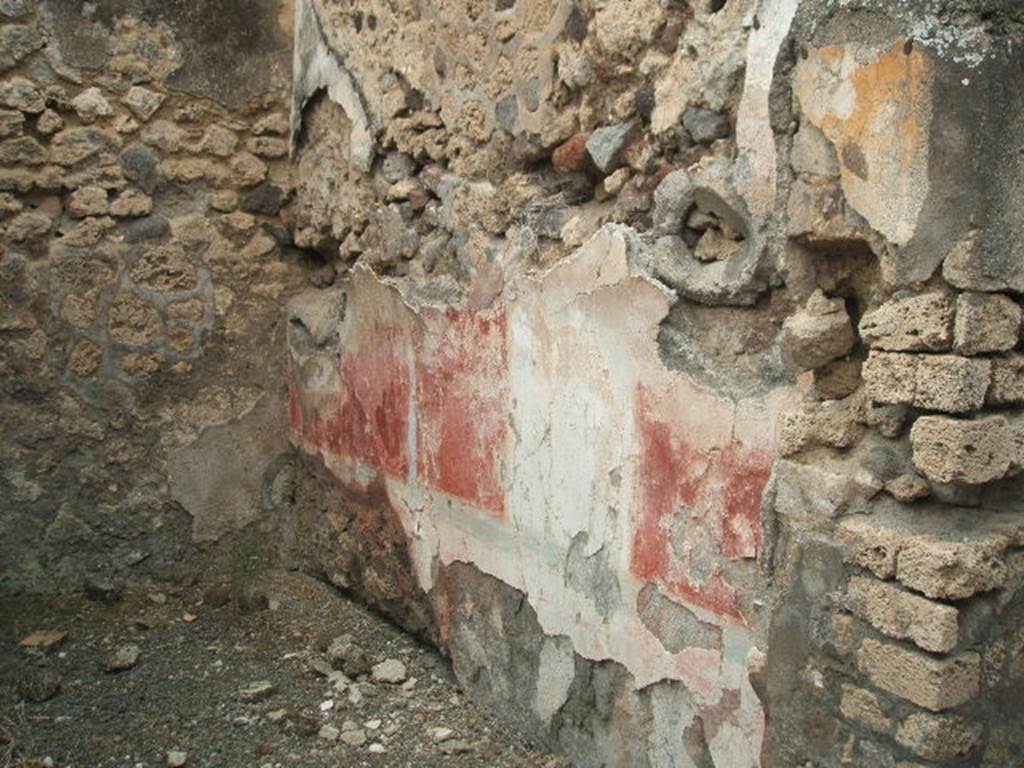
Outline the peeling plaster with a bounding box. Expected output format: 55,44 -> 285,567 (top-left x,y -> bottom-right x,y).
291,0 -> 374,171
289,225 -> 798,768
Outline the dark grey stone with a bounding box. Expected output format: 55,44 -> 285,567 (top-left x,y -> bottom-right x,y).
585,122 -> 637,174
123,215 -> 170,243
682,107 -> 730,144
495,94 -> 518,133
241,184 -> 286,215
119,144 -> 161,194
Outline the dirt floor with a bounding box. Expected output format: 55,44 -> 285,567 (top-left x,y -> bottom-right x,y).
0,570 -> 570,768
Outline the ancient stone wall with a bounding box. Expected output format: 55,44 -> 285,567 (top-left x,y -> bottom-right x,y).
5,0 -> 1024,765
0,0 -> 304,593
285,1 -> 1024,766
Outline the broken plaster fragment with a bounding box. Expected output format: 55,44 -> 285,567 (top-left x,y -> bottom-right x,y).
292,0 -> 374,173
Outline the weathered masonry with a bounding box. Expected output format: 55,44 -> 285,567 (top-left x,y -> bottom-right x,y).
4,0 -> 1024,766
285,1 -> 1024,766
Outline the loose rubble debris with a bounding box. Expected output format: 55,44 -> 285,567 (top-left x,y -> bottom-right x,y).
0,571 -> 568,768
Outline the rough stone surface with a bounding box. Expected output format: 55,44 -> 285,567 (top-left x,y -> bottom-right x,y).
858,638 -> 980,712
910,415 -> 1014,485
585,122 -> 636,174
954,292 -> 1021,355
859,293 -> 955,352
896,712 -> 982,762
846,576 -> 958,654
779,290 -> 855,371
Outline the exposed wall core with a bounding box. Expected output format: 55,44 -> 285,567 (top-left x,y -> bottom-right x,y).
285,1 -> 1024,766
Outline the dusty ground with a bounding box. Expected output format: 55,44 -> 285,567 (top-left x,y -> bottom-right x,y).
0,571 -> 570,768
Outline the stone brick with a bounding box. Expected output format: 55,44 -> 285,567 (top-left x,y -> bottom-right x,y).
864,352 -> 989,413
910,415 -> 1012,485
840,685 -> 891,734
863,351 -> 916,404
954,292 -> 1021,355
773,458 -> 882,521
895,712 -> 982,761
846,576 -> 958,653
912,354 -> 990,413
988,353 -> 1024,404
857,638 -> 979,711
859,292 -> 954,352
779,397 -> 864,455
896,536 -> 1008,600
780,290 -> 855,371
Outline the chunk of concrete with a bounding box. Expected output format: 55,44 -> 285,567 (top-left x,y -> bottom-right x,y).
779,290 -> 855,371
859,293 -> 954,352
910,415 -> 1012,485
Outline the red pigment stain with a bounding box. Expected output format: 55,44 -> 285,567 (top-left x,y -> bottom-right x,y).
288,379 -> 305,439
416,308 -> 508,517
294,320 -> 411,479
720,442 -> 772,560
631,385 -> 773,625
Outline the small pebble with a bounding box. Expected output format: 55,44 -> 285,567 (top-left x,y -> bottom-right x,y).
341,729 -> 367,747
167,749 -> 188,767
371,658 -> 407,684
319,724 -> 340,742
105,644 -> 141,673
238,681 -> 276,702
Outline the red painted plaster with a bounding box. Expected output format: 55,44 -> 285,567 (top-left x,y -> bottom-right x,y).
416,308 -> 509,516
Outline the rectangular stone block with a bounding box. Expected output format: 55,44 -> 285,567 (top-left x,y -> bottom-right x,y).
896,537 -> 1008,600
896,712 -> 982,761
859,293 -> 954,352
910,415 -> 1012,485
954,291 -> 1021,355
857,638 -> 979,711
912,354 -> 990,413
988,353 -> 1024,404
863,351 -> 916,404
846,576 -> 958,653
